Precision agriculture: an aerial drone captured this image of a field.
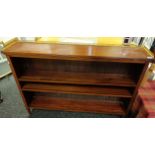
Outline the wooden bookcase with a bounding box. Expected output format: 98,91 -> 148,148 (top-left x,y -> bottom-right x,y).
2,41 -> 154,117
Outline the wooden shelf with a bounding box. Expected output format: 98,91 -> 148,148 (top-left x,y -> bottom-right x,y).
3,42 -> 153,63
4,42 -> 150,116
19,72 -> 136,87
22,83 -> 133,98
29,95 -> 126,115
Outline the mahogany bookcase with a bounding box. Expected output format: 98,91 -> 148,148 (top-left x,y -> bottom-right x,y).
2,41 -> 154,117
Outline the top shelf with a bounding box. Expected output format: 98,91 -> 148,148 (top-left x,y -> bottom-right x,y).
3,41 -> 153,63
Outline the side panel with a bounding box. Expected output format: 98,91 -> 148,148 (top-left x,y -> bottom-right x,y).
6,56 -> 30,113
127,61 -> 150,116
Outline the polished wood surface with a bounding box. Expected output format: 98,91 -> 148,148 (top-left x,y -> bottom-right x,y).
19,73 -> 136,87
3,42 -> 153,63
30,95 -> 126,115
6,56 -> 30,113
4,41 -> 152,116
22,83 -> 132,98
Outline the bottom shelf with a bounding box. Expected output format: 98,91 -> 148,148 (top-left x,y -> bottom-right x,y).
29,95 -> 126,116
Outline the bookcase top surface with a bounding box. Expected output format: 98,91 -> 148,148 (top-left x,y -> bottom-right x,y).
3,42 -> 153,63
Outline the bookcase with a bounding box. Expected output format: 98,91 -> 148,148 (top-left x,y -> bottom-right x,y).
3,41 -> 154,117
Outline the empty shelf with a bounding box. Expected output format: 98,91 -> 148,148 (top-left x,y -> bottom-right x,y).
22,83 -> 133,98
19,72 -> 136,87
30,95 -> 126,116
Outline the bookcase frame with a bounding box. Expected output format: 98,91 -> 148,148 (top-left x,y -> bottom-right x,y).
3,41 -> 154,117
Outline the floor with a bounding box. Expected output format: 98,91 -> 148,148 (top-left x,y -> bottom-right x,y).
0,61 -> 11,78
0,75 -> 119,118
0,75 -> 28,117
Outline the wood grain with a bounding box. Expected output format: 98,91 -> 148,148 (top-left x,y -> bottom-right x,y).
30,95 -> 126,115
6,56 -> 30,113
19,73 -> 136,87
4,42 -> 152,116
127,61 -> 150,116
22,83 -> 133,98
13,58 -> 141,87
3,42 -> 153,63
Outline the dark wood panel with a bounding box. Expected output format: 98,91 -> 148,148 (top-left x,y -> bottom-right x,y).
22,83 -> 133,98
12,58 -> 143,87
6,56 -> 30,113
127,61 -> 150,116
30,95 -> 126,115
